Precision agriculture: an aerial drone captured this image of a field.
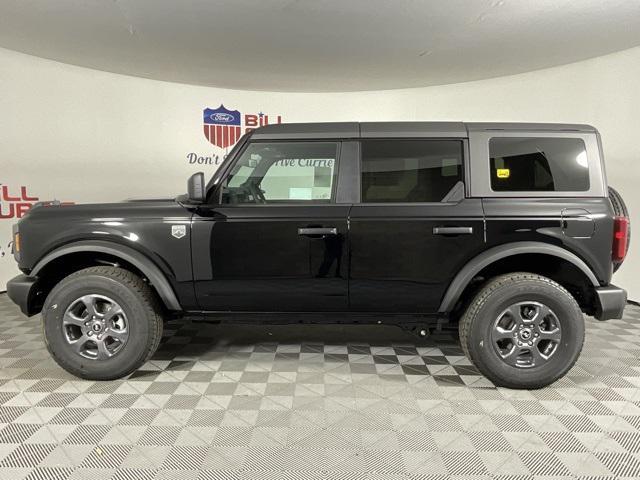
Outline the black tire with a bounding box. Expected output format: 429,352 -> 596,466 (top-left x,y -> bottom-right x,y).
42,266 -> 163,380
609,186 -> 631,272
459,272 -> 584,389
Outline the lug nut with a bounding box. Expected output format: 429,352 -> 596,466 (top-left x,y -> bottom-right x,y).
528,341 -> 533,346
88,331 -> 92,336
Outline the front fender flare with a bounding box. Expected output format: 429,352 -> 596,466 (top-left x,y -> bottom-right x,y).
438,241 -> 600,313
31,240 -> 182,311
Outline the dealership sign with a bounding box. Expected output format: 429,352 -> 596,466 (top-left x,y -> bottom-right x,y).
188,104 -> 283,166
203,104 -> 282,148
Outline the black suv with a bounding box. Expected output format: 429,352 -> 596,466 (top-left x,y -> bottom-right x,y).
7,122 -> 630,388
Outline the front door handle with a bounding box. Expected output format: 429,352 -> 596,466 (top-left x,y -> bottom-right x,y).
298,227 -> 338,237
433,226 -> 473,236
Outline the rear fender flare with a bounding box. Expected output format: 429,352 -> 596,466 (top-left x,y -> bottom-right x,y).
438,241 -> 599,313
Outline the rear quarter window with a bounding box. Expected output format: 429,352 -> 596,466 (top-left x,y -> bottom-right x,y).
489,137 -> 589,192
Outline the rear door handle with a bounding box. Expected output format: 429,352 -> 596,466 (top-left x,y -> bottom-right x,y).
433,226 -> 473,235
298,227 -> 338,237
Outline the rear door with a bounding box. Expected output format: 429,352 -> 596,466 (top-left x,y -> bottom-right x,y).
349,138 -> 485,313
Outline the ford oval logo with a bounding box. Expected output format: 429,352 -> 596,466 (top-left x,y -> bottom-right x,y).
210,113 -> 234,123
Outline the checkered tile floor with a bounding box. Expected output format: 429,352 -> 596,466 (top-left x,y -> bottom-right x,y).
0,294 -> 639,479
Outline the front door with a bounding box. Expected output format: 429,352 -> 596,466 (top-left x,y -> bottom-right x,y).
349,138 -> 485,313
192,140 -> 349,311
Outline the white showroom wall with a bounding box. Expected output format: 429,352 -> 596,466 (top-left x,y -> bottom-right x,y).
1,46 -> 639,298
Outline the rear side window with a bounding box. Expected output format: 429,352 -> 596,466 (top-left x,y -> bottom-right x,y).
361,140 -> 463,203
489,137 -> 589,192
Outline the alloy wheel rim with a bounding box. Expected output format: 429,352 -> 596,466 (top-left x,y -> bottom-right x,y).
490,301 -> 562,368
62,294 -> 129,360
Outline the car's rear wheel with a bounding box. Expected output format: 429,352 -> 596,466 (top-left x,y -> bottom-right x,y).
42,266 -> 163,380
459,272 -> 584,389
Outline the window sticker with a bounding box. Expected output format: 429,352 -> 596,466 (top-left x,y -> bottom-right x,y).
496,168 -> 510,179
289,187 -> 313,200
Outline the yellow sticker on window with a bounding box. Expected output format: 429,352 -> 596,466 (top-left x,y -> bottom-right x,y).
496,168 -> 510,179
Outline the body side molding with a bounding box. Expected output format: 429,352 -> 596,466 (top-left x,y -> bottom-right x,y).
438,241 -> 600,313
31,240 -> 182,311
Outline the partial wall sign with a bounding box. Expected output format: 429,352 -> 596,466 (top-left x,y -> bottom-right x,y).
0,185 -> 39,220
203,105 -> 242,148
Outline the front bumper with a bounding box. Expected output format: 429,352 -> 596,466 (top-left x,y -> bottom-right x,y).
594,284 -> 627,320
6,274 -> 41,317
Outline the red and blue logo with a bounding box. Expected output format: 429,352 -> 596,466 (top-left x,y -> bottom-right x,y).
203,105 -> 242,149
203,105 -> 283,149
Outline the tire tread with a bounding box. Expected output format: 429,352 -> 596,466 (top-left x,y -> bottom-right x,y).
43,266 -> 163,380
459,272 -> 584,389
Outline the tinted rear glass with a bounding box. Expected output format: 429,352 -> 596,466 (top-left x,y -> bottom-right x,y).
361,140 -> 463,203
489,137 -> 589,192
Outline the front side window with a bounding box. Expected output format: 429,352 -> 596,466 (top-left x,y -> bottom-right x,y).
221,142 -> 338,204
360,140 -> 463,203
489,137 -> 589,192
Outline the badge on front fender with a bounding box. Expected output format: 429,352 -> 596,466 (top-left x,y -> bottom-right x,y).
171,225 -> 186,239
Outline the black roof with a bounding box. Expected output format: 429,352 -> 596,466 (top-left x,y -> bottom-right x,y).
250,121 -> 596,140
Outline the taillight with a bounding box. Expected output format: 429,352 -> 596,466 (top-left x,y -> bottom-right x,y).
612,216 -> 629,262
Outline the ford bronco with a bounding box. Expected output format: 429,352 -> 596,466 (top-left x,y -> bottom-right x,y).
7,122 -> 630,388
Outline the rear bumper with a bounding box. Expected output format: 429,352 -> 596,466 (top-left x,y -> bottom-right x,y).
594,284 -> 627,320
6,274 -> 41,317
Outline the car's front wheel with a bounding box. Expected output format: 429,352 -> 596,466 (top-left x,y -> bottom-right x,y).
42,266 -> 164,380
459,272 -> 584,389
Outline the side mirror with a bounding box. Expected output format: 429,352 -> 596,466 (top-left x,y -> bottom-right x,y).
187,172 -> 205,204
